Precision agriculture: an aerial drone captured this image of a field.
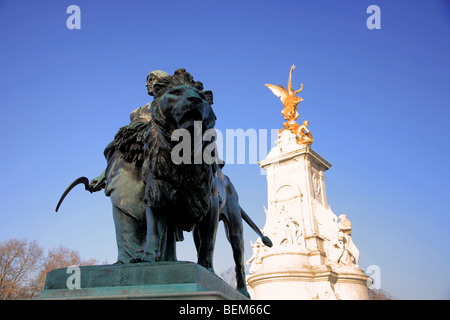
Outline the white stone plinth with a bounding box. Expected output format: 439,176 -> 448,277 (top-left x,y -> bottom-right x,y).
248,264 -> 369,300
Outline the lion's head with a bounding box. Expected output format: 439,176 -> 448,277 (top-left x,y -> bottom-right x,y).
150,68 -> 215,135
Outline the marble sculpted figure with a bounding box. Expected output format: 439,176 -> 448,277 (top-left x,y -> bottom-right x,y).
326,215 -> 360,267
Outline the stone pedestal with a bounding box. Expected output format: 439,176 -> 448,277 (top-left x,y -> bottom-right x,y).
39,262 -> 248,300
246,130 -> 369,300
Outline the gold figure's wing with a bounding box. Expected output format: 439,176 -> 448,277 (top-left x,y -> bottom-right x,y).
265,84 -> 289,106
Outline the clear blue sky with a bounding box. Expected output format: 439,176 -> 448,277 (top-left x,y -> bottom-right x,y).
0,0 -> 449,299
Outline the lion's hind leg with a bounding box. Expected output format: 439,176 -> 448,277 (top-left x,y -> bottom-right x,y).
222,204 -> 250,298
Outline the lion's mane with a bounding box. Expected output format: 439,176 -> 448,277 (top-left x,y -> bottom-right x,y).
142,69 -> 214,232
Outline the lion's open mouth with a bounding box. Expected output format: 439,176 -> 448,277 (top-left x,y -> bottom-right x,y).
178,109 -> 214,132
179,110 -> 202,128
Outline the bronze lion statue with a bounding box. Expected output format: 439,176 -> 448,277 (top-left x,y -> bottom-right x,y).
60,68 -> 272,298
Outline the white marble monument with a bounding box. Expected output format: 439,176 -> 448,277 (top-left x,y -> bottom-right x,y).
246,66 -> 369,300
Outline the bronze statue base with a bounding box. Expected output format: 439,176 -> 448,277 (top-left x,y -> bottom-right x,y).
39,261 -> 249,300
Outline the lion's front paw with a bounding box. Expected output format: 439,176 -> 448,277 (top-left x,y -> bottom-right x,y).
130,250 -> 159,263
130,251 -> 150,263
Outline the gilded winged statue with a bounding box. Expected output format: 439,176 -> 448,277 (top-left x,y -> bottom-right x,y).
265,65 -> 313,146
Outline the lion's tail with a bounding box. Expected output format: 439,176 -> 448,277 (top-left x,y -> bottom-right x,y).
240,208 -> 273,247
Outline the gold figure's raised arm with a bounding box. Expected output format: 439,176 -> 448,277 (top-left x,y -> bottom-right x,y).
288,65 -> 304,95
288,65 -> 295,94
294,83 -> 303,95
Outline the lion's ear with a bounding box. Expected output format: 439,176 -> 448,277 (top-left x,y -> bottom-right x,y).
203,90 -> 213,105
